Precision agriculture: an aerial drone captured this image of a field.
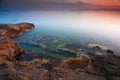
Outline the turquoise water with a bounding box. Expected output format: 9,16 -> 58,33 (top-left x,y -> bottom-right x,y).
0,11 -> 120,58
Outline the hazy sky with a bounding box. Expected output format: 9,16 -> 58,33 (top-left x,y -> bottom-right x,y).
1,0 -> 120,6
0,0 -> 120,10
44,0 -> 120,6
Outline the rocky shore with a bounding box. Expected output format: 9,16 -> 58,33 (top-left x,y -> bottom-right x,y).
0,23 -> 34,38
0,23 -> 120,80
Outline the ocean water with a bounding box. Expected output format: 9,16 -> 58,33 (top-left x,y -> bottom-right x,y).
0,11 -> 120,58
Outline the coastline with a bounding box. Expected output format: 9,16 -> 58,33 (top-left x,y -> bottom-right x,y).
0,23 -> 119,80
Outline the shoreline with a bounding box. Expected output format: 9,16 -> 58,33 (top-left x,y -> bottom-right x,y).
0,23 -> 119,80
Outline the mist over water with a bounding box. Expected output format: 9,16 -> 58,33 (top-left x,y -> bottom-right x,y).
0,11 -> 120,54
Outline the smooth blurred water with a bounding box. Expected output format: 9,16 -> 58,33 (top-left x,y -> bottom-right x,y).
0,11 -> 120,57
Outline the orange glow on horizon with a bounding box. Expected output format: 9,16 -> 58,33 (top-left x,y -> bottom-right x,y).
103,2 -> 120,7
81,0 -> 120,8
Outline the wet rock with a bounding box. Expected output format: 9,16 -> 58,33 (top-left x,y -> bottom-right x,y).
56,48 -> 77,57
57,47 -> 76,53
0,22 -> 35,38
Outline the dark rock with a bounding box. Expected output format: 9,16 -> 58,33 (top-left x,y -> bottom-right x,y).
106,49 -> 114,54
50,67 -> 106,80
112,76 -> 120,80
86,59 -> 103,76
19,48 -> 25,54
79,72 -> 106,80
87,44 -> 120,79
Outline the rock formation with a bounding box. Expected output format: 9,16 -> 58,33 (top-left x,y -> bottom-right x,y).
0,23 -> 49,80
87,44 -> 120,80
0,23 -> 119,80
49,44 -> 120,80
0,37 -> 19,60
0,22 -> 34,38
0,60 -> 49,80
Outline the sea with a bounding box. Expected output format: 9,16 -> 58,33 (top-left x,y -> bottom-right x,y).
0,10 -> 120,58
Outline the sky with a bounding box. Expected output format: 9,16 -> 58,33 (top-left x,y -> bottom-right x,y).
81,0 -> 120,6
41,0 -> 120,6
0,0 -> 120,10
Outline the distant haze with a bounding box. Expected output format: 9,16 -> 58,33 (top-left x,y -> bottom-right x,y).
0,0 -> 120,10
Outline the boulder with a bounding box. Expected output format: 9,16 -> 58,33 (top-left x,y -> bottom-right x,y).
60,57 -> 89,69
87,44 -> 120,79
